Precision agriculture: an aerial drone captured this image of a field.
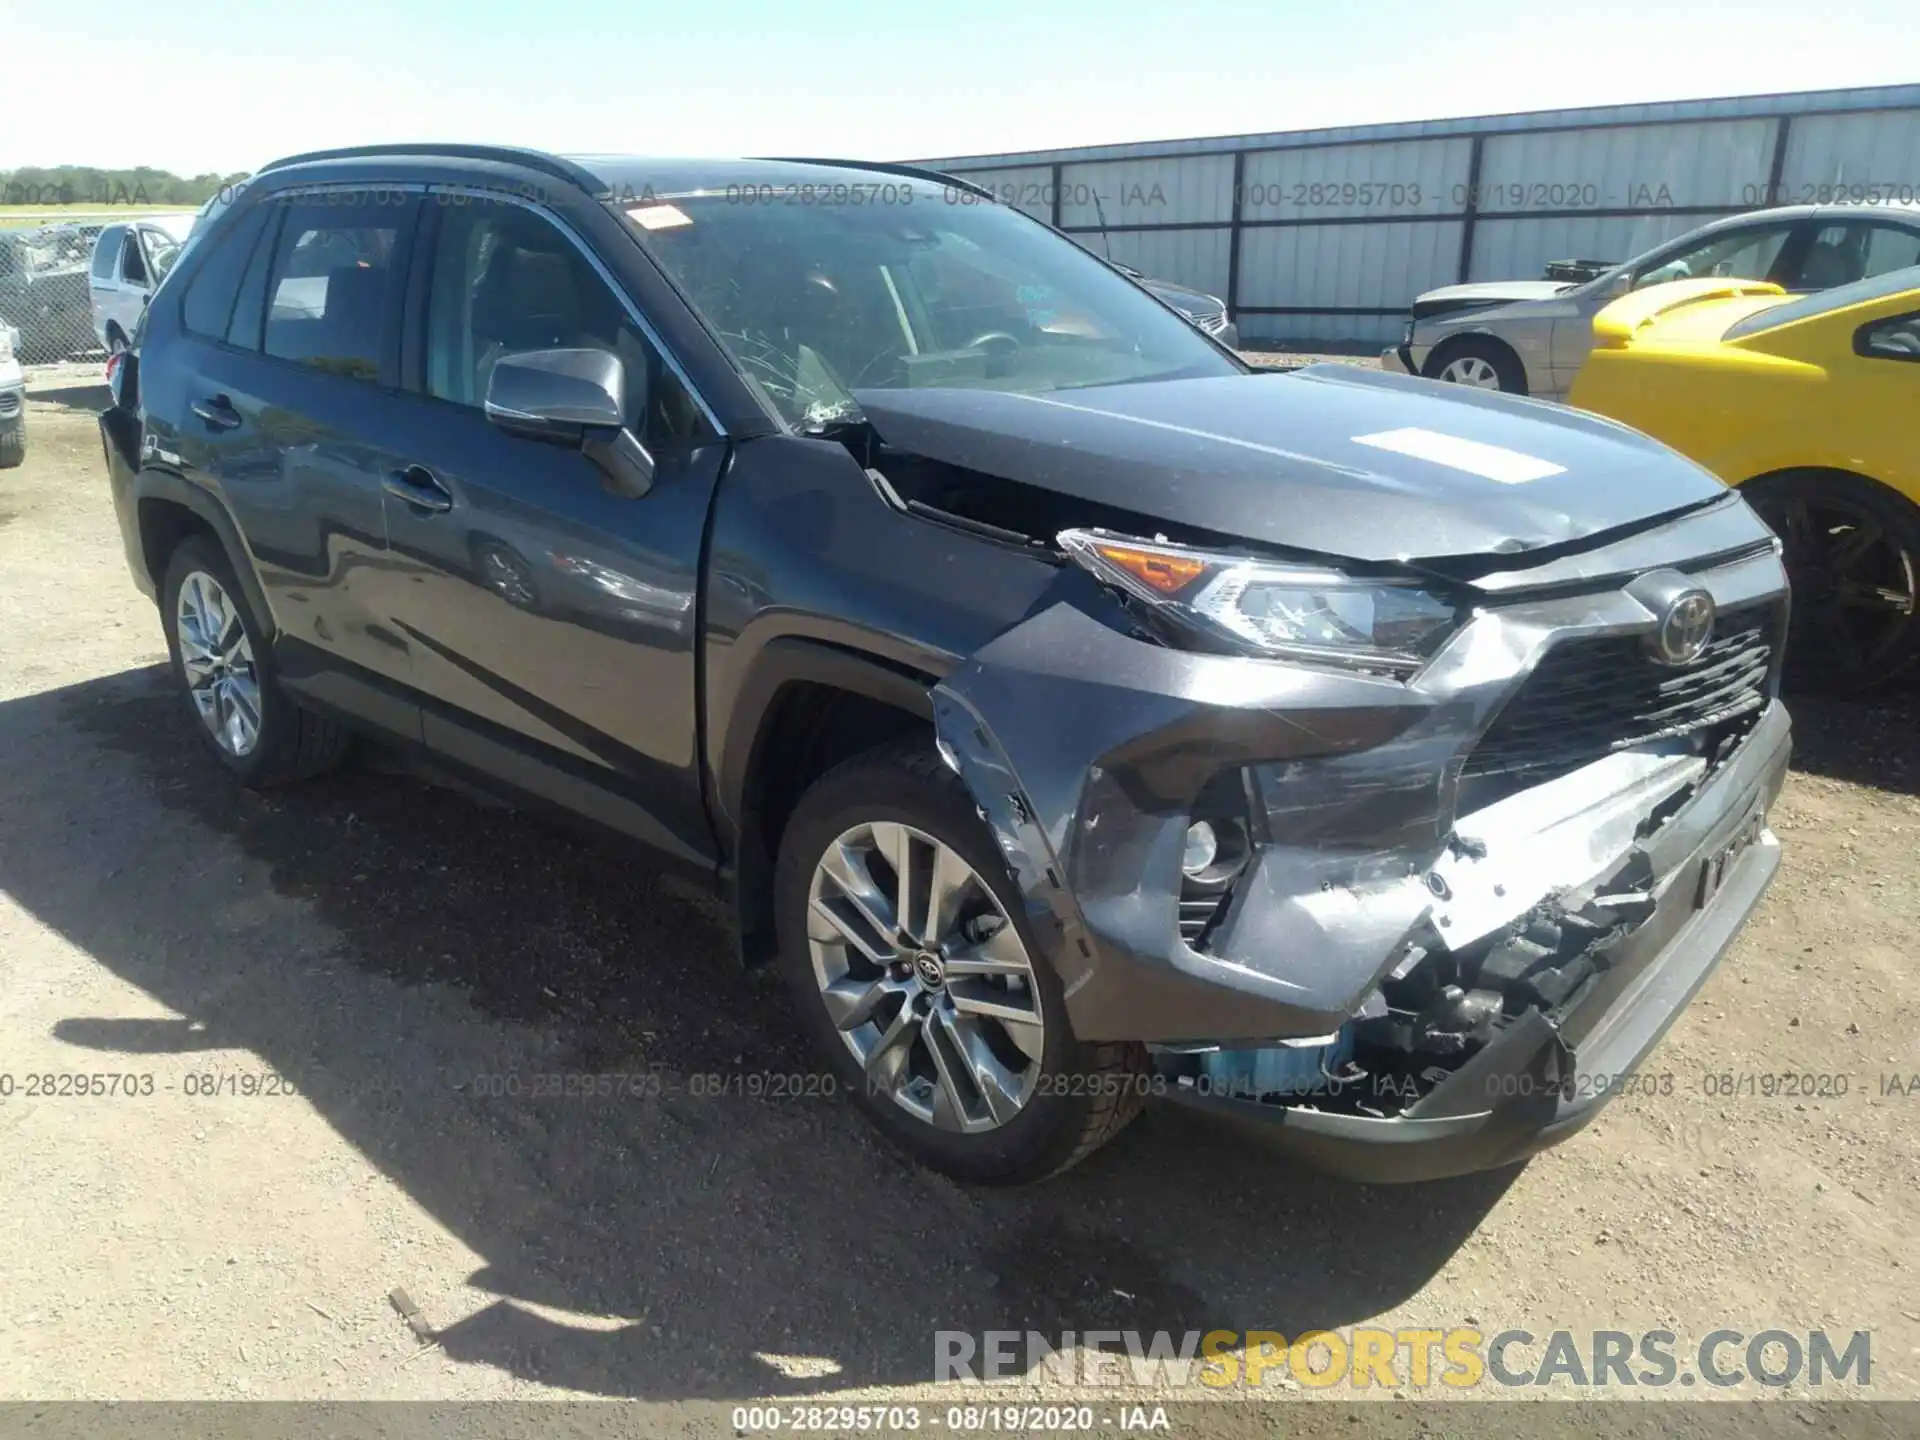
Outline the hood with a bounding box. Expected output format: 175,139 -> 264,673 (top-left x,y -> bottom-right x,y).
1411,279 -> 1576,323
1416,280 -> 1575,307
853,366 -> 1727,566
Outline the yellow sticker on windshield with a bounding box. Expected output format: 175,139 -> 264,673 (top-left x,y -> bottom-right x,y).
627,203 -> 693,231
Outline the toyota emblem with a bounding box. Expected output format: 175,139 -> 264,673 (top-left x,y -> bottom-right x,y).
1652,589 -> 1716,666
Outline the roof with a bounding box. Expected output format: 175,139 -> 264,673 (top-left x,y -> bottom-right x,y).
257,146 -> 978,200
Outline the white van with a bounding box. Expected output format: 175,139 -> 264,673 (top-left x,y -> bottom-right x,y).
88,214 -> 197,352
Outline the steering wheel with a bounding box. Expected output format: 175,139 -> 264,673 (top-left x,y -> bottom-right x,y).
965,330 -> 1022,354
964,330 -> 1022,377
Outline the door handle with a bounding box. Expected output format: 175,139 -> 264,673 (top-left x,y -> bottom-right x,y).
190,394 -> 241,431
383,464 -> 454,514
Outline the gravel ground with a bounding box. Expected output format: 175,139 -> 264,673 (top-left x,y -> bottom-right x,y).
1,367 -> 1917,1429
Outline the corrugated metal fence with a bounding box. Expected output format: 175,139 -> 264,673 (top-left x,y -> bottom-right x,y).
915,84 -> 1920,347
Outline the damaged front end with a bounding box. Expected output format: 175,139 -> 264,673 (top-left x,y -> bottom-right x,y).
930,502 -> 1791,1183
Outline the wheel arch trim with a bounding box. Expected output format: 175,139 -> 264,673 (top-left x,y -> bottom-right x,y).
713,636 -> 938,966
131,468 -> 278,643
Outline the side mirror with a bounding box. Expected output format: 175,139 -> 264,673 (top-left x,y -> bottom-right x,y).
1608,271 -> 1634,297
484,347 -> 655,498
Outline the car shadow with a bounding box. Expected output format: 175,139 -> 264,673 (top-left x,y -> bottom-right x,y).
1780,677 -> 1920,797
2,665 -> 1514,1400
26,381 -> 112,413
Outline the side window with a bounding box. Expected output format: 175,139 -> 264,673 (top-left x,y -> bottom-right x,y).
92,227 -> 123,281
225,206 -> 281,353
1857,226 -> 1920,280
261,198 -> 411,381
1632,226 -> 1793,291
120,231 -> 149,286
1859,311 -> 1920,361
1793,224 -> 1920,290
182,205 -> 273,340
422,197 -> 707,442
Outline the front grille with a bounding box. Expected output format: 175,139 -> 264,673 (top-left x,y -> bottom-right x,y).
1462,605 -> 1778,788
1179,890 -> 1230,945
0,392 -> 20,418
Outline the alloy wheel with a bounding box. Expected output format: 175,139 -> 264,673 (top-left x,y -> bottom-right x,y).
175,570 -> 263,757
1438,354 -> 1502,389
1756,490 -> 1918,679
806,821 -> 1047,1133
478,544 -> 539,609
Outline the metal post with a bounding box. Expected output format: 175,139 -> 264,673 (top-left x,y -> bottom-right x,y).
1766,115 -> 1792,206
1457,134 -> 1485,285
1226,150 -> 1246,321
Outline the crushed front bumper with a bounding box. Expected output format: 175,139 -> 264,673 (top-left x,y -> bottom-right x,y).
931,498 -> 1790,1180
1160,702 -> 1785,1182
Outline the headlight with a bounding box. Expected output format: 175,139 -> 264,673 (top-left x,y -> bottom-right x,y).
1058,528 -> 1459,675
0,327 -> 14,363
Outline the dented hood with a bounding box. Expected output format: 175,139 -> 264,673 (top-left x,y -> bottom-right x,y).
854,365 -> 1726,564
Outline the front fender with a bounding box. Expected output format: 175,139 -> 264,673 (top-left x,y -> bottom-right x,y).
931,601 -> 1449,1044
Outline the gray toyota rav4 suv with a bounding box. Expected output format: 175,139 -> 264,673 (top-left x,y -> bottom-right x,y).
99,144 -> 1791,1184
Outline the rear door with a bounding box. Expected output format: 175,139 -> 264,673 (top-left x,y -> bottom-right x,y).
165,186 -> 426,737
369,190 -> 728,866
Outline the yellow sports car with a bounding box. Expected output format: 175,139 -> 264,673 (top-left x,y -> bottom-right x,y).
1569,267 -> 1920,691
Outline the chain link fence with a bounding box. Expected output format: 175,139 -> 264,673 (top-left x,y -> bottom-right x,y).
0,211 -> 179,371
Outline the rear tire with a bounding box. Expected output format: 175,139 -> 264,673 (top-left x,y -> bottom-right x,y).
160,535 -> 351,785
1426,335 -> 1527,394
0,424 -> 22,470
775,738 -> 1147,1184
1743,471 -> 1920,694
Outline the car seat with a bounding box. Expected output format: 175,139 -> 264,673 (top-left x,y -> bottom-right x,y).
1800,240 -> 1862,289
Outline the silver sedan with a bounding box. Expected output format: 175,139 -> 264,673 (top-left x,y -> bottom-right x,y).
1383,203 -> 1920,400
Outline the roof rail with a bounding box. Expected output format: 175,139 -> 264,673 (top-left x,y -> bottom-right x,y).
255,144 -> 607,195
756,156 -> 996,201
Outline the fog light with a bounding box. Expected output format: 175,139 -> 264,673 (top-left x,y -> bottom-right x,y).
1182,822 -> 1218,878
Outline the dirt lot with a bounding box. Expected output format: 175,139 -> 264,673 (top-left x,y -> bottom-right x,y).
1,371 -> 1917,1428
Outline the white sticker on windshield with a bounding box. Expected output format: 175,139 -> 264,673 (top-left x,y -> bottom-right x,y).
1351,427 -> 1567,484
627,203 -> 693,231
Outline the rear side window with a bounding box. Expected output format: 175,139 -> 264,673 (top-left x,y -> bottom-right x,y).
92,227 -> 123,280
181,205 -> 273,340
1859,311 -> 1920,361
261,197 -> 413,382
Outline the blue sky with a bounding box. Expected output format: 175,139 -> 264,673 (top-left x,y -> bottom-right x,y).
9,0 -> 1915,175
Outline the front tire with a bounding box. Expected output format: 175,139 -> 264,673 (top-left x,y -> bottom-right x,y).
0,423 -> 22,470
160,535 -> 351,785
1743,471 -> 1920,693
1426,336 -> 1527,394
775,739 -> 1146,1184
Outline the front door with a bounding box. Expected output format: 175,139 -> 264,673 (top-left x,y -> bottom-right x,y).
372,192 -> 728,867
